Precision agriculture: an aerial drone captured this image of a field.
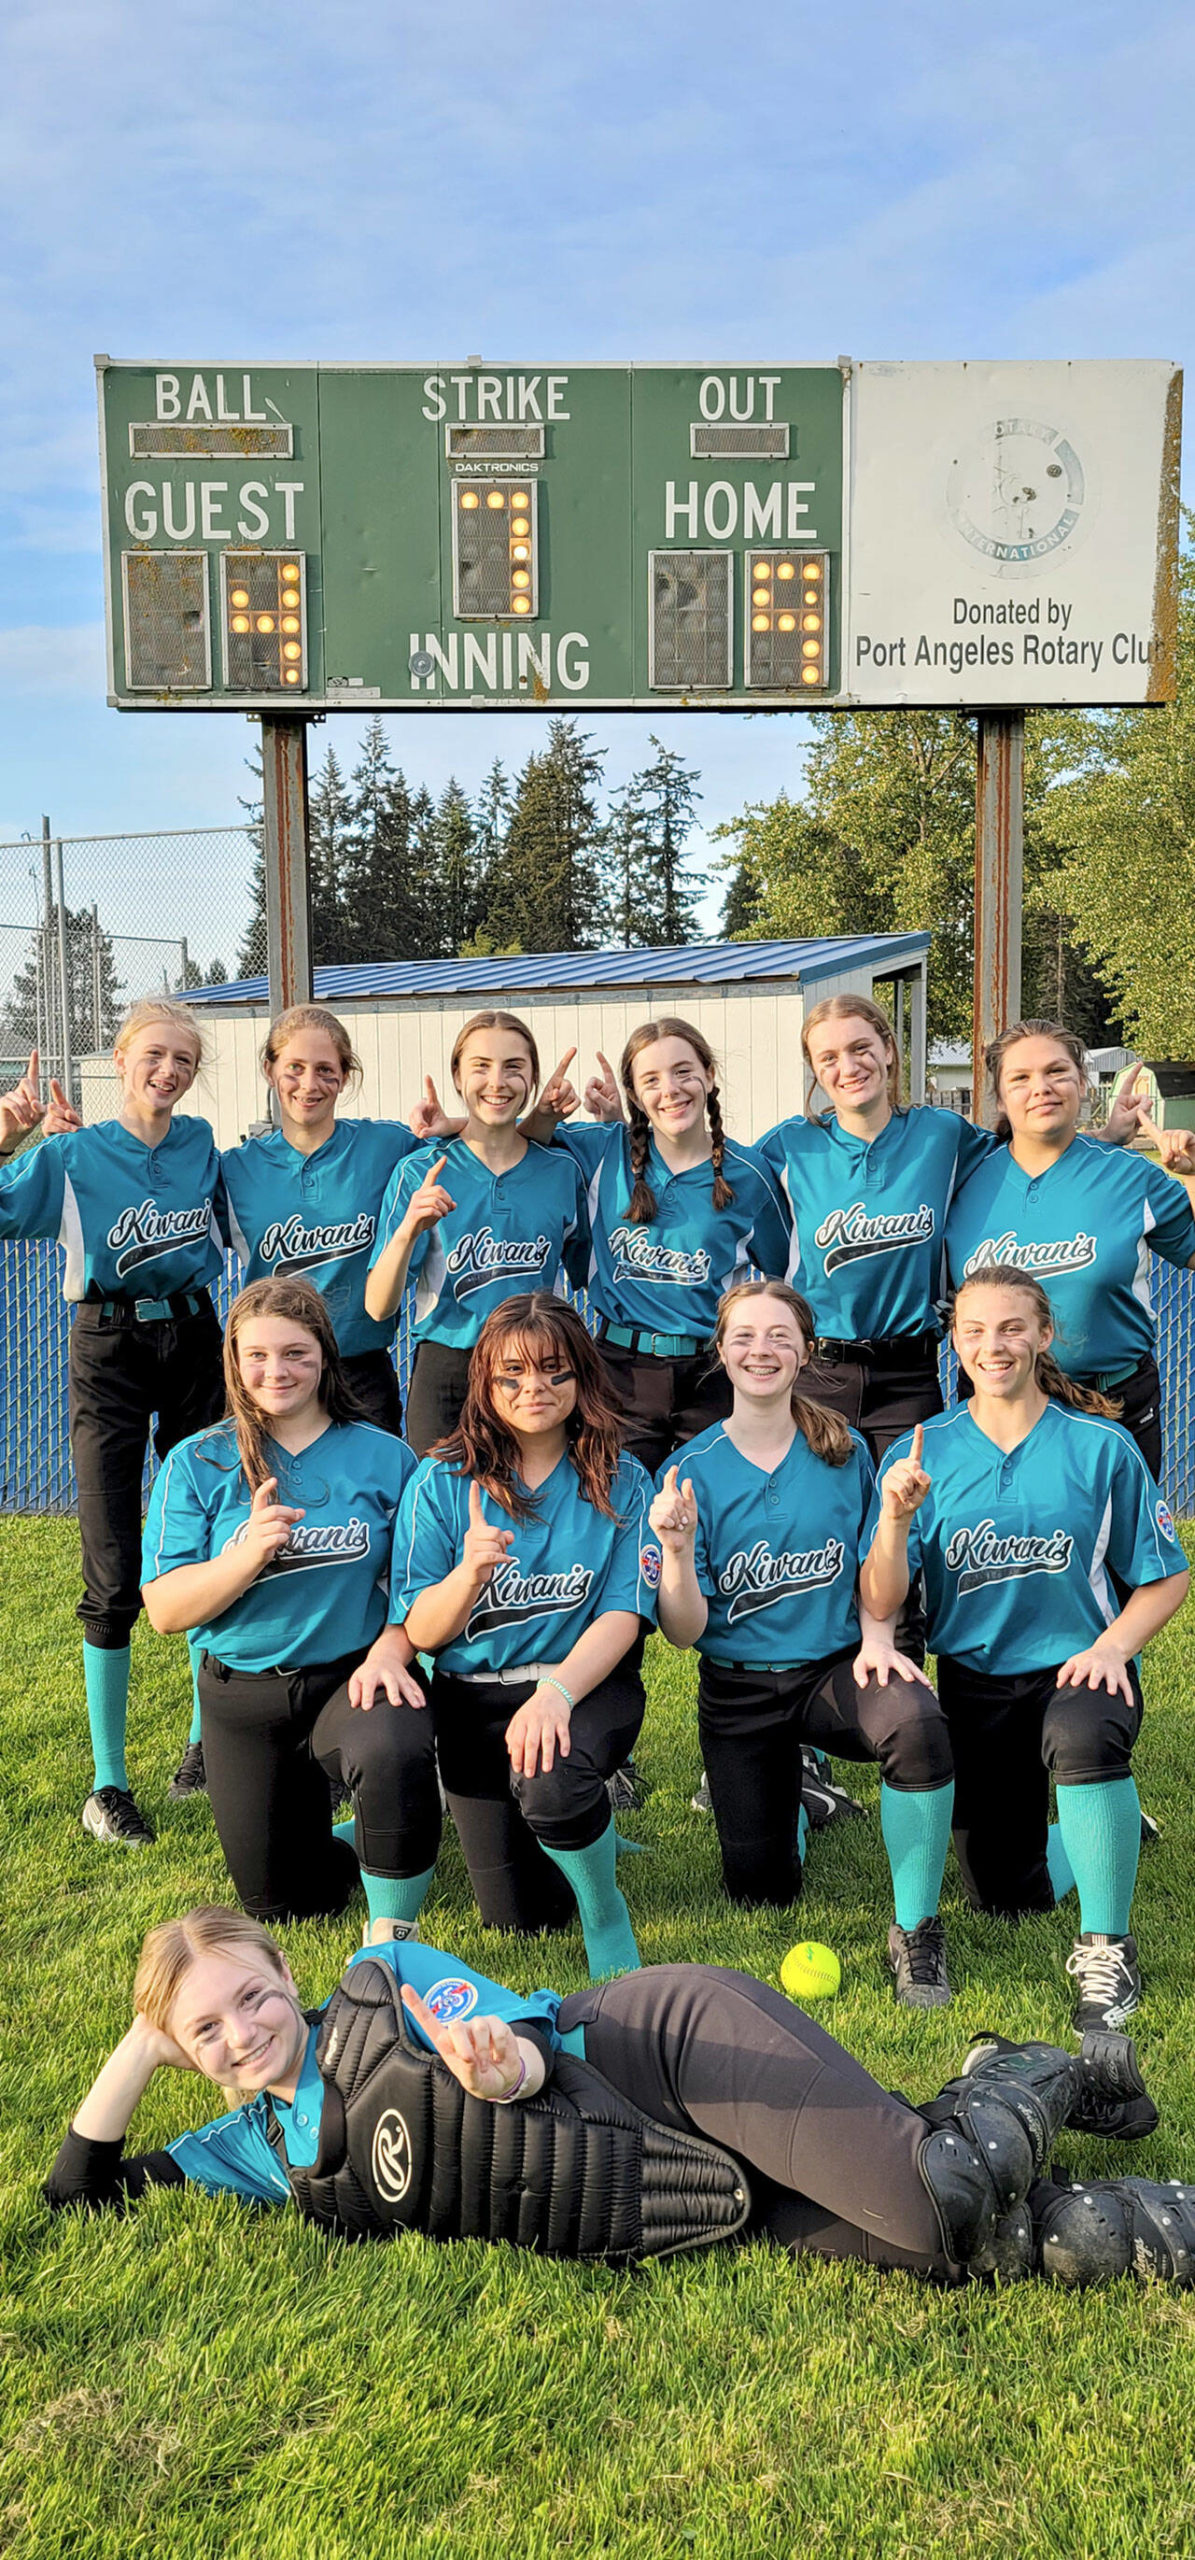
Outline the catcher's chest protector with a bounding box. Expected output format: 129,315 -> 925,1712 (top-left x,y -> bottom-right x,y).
275,1958 -> 753,2261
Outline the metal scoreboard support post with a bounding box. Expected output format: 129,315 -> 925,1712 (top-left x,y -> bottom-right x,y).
261,715 -> 314,1014
94,356 -> 1179,1037
972,713 -> 1025,1128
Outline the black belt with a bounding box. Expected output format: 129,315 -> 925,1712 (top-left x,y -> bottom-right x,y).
85,1290 -> 208,1324
814,1331 -> 940,1363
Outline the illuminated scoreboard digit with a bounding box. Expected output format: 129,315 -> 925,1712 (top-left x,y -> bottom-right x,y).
745,550 -> 829,688
453,484 -> 539,619
223,553 -> 307,690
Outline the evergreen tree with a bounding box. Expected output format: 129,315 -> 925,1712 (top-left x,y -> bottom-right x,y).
488,720 -> 607,951
607,739 -> 704,945
236,747 -> 266,977
0,906 -> 124,1066
432,780 -> 482,954
308,745 -> 354,963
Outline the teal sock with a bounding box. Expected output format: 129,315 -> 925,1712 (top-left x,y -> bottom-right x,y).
880,1780 -> 954,1931
1055,1778 -> 1141,1937
541,1819 -> 641,1978
332,1817 -> 357,1848
1046,1825 -> 1076,1904
797,1803 -> 810,1862
186,1636 -> 203,1748
84,1642 -> 130,1794
360,1865 -> 436,1926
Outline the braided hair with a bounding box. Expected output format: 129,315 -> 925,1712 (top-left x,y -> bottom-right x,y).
950,1267 -> 1122,1419
621,1017 -> 735,1226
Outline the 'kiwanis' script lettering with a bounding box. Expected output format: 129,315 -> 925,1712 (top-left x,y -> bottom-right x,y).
259,1211 -> 375,1271
814,1201 -> 935,1275
107,1197 -> 212,1277
225,1516 -> 372,1573
466,1558 -> 594,1640
445,1226 -> 552,1300
962,1231 -> 1098,1279
718,1537 -> 845,1623
609,1225 -> 711,1287
944,1518 -> 1073,1596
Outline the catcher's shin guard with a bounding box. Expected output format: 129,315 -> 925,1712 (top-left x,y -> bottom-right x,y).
917,2043 -> 1080,2267
963,2028 -> 1158,2143
1036,2178 -> 1195,2287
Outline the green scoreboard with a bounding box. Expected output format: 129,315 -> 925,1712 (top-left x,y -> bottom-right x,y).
96,360 -> 845,711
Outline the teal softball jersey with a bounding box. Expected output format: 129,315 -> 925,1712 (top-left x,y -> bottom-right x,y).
0,1116 -> 225,1299
557,1122 -> 791,1335
660,1420 -> 876,1667
946,1133 -> 1195,1376
757,1106 -> 996,1340
166,1937 -> 565,2202
222,1120 -> 421,1358
370,1137 -> 590,1348
393,1449 -> 661,1677
867,1401 -> 1187,1676
143,1417 -> 417,1673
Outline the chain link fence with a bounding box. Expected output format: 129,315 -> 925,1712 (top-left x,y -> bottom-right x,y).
0,826 -> 255,1116
2,1247 -> 1191,1518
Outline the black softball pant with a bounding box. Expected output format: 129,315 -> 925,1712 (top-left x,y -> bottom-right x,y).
432,1662 -> 646,1933
799,1341 -> 943,1659
559,1965 -> 954,2278
937,1654 -> 1144,1919
341,1348 -> 405,1435
698,1649 -> 952,1905
70,1299 -> 225,1648
597,1339 -> 733,1479
404,1339 -> 473,1458
198,1647 -> 441,1923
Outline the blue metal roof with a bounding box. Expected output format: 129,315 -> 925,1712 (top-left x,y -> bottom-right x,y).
189,933 -> 930,1005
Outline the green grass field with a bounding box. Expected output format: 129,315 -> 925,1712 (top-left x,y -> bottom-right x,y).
4,1518 -> 1195,2560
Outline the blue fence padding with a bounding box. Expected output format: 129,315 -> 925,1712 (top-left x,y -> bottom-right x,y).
2,1244 -> 1192,1517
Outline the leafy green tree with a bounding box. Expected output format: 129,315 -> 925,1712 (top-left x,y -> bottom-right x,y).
1037,547 -> 1195,1052
488,720 -> 607,950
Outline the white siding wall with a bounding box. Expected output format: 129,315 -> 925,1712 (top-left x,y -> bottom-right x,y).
79,962 -> 919,1149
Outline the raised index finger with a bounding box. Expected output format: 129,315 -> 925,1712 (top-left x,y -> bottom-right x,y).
910,1424 -> 924,1466
550,1046 -> 577,1085
469,1480 -> 485,1526
400,1983 -> 448,2050
251,1475 -> 280,1508
427,1154 -> 448,1182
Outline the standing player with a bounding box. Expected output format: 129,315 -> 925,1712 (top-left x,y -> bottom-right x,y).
531,1018 -> 791,1475
221,1005 -> 434,1434
861,1267 -> 1190,2033
947,1019 -> 1195,1476
0,1005 -> 225,1847
389,1294 -> 660,1979
142,1278 -> 436,1928
364,1012 -> 589,1456
649,1281 -> 956,2006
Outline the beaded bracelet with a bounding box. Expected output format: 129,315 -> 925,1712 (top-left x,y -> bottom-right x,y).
539,1673 -> 575,1711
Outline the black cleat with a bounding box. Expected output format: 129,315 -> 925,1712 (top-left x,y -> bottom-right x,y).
168,1741 -> 207,1800
888,1917 -> 952,2009
1066,1933 -> 1143,2035
607,1759 -> 644,1814
800,1746 -> 866,1828
82,1786 -> 154,1848
963,2028 -> 1158,2143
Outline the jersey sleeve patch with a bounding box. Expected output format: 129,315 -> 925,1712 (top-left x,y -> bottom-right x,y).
639,1542 -> 662,1589
422,1976 -> 479,2024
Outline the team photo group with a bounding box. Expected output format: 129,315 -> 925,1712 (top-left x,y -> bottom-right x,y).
8,984 -> 1195,2291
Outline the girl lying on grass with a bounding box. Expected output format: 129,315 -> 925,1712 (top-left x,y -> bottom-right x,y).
45,1901 -> 1195,2290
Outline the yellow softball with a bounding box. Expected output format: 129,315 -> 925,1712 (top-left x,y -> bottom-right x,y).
780,1941 -> 842,2000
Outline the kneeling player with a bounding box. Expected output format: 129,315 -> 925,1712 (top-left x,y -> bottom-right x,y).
861,1267 -> 1189,2033
650,1281 -> 956,2009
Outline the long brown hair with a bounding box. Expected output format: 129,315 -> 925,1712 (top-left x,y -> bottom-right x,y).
261,1004 -> 362,1088
134,1905 -> 294,2104
950,1267 -> 1122,1419
801,993 -> 903,1122
620,1017 -> 733,1225
437,1294 -> 625,1520
220,1276 -> 366,1491
450,1010 -> 540,1098
985,1018 -> 1086,1144
714,1280 -> 855,1465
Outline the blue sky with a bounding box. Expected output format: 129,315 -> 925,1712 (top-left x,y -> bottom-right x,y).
0,0 -> 1191,956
